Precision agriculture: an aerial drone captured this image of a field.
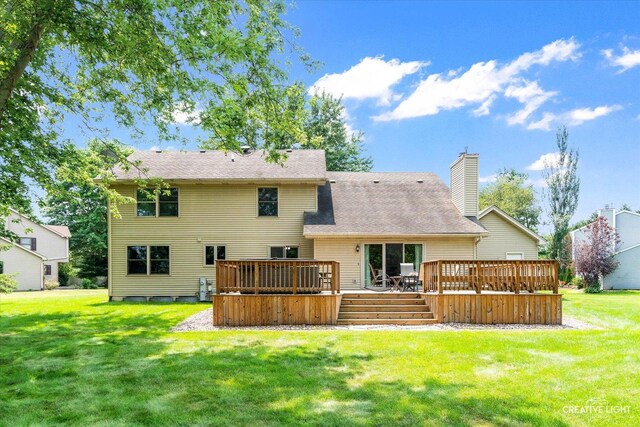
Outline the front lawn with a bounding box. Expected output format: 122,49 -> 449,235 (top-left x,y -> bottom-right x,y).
1,290 -> 638,426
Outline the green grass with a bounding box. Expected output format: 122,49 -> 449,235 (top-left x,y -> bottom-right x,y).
1,290 -> 638,426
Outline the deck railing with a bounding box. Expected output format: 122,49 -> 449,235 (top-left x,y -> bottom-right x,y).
216,260 -> 340,294
421,260 -> 558,294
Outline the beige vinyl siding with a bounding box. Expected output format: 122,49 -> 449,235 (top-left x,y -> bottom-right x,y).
314,237 -> 476,290
110,183 -> 317,298
426,237 -> 475,260
449,155 -> 478,217
477,211 -> 538,260
450,160 -> 464,216
5,212 -> 69,261
463,156 -> 478,217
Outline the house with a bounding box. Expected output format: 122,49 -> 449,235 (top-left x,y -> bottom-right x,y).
476,206 -> 544,260
1,209 -> 71,290
108,149 -> 542,301
570,206 -> 640,289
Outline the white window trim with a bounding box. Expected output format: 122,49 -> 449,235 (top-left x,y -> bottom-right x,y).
126,244 -> 172,276
203,244 -> 226,267
135,187 -> 180,218
257,187 -> 279,218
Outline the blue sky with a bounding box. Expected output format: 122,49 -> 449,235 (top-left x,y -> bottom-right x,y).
284,1 -> 640,226
63,1 -> 639,227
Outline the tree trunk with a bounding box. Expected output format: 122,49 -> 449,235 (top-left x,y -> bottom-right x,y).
0,22 -> 45,122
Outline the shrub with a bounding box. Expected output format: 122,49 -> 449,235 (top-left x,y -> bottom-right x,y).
585,283 -> 602,294
0,274 -> 18,293
575,216 -> 620,291
44,280 -> 60,290
570,276 -> 586,289
81,278 -> 99,289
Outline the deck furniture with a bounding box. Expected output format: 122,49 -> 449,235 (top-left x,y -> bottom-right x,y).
389,276 -> 404,291
368,263 -> 389,288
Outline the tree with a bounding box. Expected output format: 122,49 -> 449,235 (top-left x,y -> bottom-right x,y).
302,92 -> 372,172
479,168 -> 541,230
1,0 -> 312,216
544,126 -> 580,260
570,211 -> 598,232
41,140 -> 129,277
574,216 -> 620,292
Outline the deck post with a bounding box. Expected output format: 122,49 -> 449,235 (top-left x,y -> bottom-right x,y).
514,260 -> 520,294
437,260 -> 443,294
475,260 -> 481,294
254,261 -> 259,295
292,261 -> 297,295
553,261 -> 559,294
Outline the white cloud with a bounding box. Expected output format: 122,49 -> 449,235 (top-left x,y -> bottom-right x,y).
310,56 -> 426,106
149,145 -> 176,151
602,46 -> 640,72
169,103 -> 201,125
525,178 -> 548,188
527,152 -> 561,171
374,38 -> 580,122
505,81 -> 557,126
528,105 -> 623,130
479,174 -> 497,184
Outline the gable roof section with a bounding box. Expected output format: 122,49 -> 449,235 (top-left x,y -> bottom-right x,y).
478,206 -> 544,243
0,237 -> 46,260
304,172 -> 488,237
111,149 -> 327,183
7,208 -> 70,239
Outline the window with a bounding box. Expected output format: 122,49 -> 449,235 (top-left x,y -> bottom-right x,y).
204,245 -> 226,266
127,246 -> 148,274
136,188 -> 179,217
506,252 -> 524,260
150,246 -> 170,274
258,187 -> 278,216
44,265 -> 52,275
19,237 -> 36,251
127,245 -> 170,275
269,246 -> 298,259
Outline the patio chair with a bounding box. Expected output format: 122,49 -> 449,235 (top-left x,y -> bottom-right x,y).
400,263 -> 419,292
368,263 -> 388,288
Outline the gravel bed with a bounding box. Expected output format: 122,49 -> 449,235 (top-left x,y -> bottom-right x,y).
172,308 -> 601,332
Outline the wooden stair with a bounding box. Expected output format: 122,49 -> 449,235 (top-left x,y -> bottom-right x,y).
337,293 -> 437,325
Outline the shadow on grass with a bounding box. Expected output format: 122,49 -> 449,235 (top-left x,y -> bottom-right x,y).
0,309 -> 568,426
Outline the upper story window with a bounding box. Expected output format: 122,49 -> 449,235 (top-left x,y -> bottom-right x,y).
204,245 -> 226,266
269,246 -> 298,259
258,187 -> 278,217
127,245 -> 170,275
19,237 -> 36,251
136,188 -> 179,217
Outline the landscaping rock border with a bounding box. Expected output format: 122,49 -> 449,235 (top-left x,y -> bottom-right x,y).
172,308 -> 602,332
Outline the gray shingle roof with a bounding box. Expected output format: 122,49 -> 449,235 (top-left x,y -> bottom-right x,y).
112,149 -> 327,182
304,172 -> 487,236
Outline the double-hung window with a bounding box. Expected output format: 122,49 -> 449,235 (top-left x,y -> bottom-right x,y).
204,245 -> 226,266
258,188 -> 278,217
127,245 -> 170,275
136,188 -> 179,217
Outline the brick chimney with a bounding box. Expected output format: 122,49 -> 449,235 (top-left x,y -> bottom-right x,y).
450,152 -> 479,217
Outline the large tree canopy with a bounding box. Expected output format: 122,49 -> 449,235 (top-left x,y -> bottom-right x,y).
0,0 -> 311,215
479,168 -> 541,231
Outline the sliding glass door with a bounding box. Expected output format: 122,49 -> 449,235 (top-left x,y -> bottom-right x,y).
363,243 -> 423,288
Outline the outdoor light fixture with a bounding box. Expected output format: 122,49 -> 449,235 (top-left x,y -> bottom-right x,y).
355,244 -> 360,253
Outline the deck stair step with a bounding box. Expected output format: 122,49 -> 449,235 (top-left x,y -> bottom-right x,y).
337,292 -> 436,325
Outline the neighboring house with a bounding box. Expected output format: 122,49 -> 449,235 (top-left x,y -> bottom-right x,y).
476,206 -> 544,260
108,149 -> 541,300
1,209 -> 71,290
570,207 -> 640,289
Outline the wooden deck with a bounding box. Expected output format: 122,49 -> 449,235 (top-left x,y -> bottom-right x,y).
212,259 -> 562,326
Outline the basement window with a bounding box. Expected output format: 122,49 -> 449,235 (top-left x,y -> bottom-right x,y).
269,246 -> 298,259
